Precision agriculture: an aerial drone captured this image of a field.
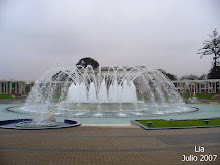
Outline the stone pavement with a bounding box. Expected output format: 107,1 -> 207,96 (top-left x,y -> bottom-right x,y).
0,126 -> 219,165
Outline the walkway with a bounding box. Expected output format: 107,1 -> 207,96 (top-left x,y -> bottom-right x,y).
0,126 -> 219,164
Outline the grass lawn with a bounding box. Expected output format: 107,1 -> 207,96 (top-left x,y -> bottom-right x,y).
180,93 -> 216,100
138,93 -> 219,101
52,94 -> 61,99
0,94 -> 14,100
137,119 -> 220,128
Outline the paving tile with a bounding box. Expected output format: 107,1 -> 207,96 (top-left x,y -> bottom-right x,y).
0,127 -> 219,164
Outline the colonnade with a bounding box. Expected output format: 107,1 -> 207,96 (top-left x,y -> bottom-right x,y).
0,81 -> 34,95
172,79 -> 220,94
1,79 -> 220,95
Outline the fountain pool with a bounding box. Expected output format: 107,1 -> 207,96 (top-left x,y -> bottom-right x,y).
0,104 -> 219,125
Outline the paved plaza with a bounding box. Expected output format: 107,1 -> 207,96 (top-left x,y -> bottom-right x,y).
0,126 -> 219,165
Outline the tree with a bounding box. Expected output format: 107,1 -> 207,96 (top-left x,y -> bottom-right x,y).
207,64 -> 220,79
158,69 -> 177,80
76,57 -> 99,69
198,29 -> 220,68
180,74 -> 198,80
52,70 -> 75,81
163,72 -> 177,80
198,74 -> 207,80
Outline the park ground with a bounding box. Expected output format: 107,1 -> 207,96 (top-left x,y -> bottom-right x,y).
0,126 -> 219,164
0,94 -> 219,164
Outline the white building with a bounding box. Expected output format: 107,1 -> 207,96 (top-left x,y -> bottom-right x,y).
0,80 -> 34,95
172,79 -> 220,94
1,67 -> 220,95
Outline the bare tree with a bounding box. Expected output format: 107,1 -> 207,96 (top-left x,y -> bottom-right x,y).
198,29 -> 220,67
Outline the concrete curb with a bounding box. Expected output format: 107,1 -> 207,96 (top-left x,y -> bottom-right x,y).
0,119 -> 81,130
131,118 -> 220,130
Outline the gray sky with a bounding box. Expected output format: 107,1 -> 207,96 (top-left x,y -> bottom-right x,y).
0,0 -> 219,81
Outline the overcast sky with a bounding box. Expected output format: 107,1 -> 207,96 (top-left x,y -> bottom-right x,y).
0,0 -> 219,81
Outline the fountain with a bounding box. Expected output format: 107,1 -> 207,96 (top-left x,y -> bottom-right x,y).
192,91 -> 198,102
0,65 -> 200,128
20,65 -> 194,120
